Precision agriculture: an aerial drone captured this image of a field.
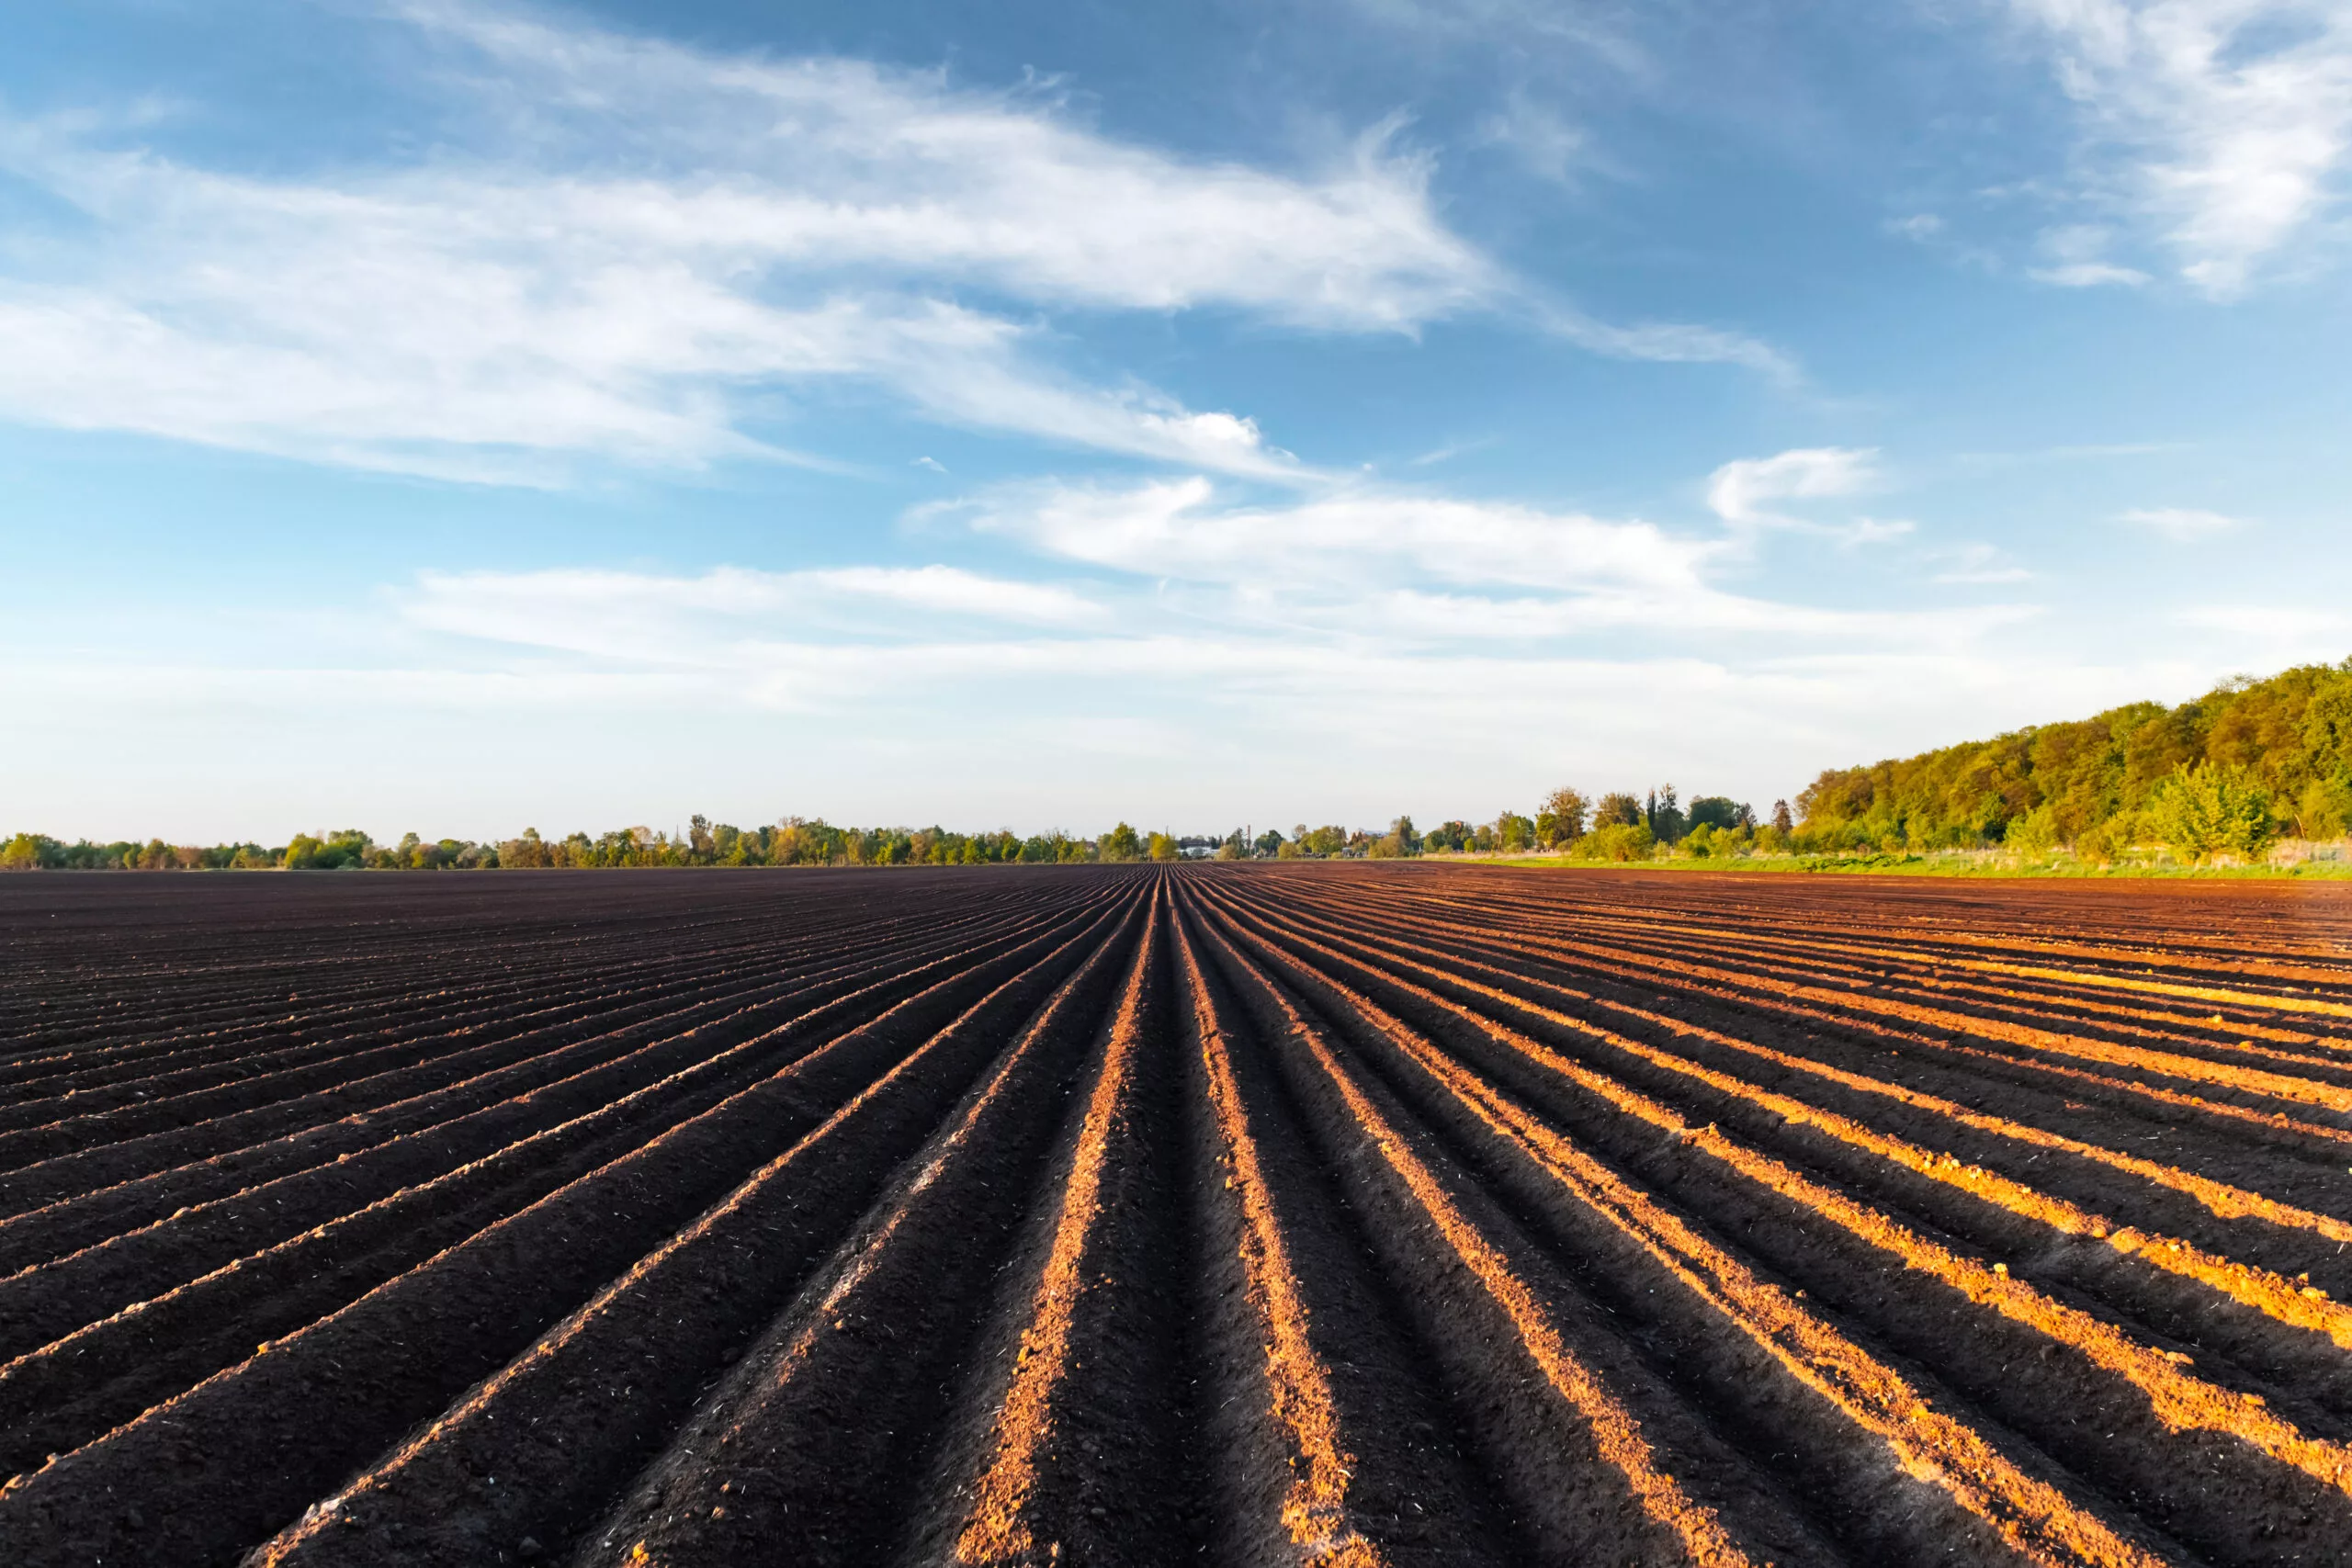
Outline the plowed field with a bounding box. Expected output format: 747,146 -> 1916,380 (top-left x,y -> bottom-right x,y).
5,865 -> 2352,1567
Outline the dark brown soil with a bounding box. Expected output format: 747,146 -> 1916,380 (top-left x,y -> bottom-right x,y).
1,864 -> 2347,1568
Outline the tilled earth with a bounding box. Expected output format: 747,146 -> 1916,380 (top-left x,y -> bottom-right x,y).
3,864 -> 2351,1567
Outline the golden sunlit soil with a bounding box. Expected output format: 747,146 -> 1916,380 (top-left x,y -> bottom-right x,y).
3,864 -> 2349,1566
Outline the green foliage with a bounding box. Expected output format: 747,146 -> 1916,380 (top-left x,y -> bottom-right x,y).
2147,762 -> 2275,863
282,829 -> 373,870
2,833 -> 53,871
1570,822 -> 1655,861
1687,796 -> 1751,833
1793,658 -> 2352,859
1681,822 -> 1752,858
1644,785 -> 1685,844
1536,787 -> 1588,845
1593,792 -> 1643,829
1298,824 -> 1349,857
2005,804 -> 2063,859
1101,822 -> 1143,863
1423,819 -> 1476,853
2290,777 -> 2352,840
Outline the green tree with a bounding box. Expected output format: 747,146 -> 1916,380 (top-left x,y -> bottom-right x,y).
2290,777 -> 2352,841
1792,659 -> 2352,855
1300,825 -> 1348,857
1594,792 -> 1644,829
1102,822 -> 1143,863
2005,803 -> 2062,858
1686,796 -> 1749,833
1423,820 -> 1475,853
1645,785 -> 1685,844
2147,761 -> 2275,863
1572,822 -> 1655,861
1535,787 -> 1588,846
0,831 -> 52,869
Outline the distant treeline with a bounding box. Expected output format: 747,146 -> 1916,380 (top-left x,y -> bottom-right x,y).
14,657 -> 2344,874
0,793 -> 1781,873
1792,658 -> 2352,864
2,820 -> 1114,873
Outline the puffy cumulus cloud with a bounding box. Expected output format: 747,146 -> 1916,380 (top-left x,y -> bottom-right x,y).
2009,0 -> 2352,295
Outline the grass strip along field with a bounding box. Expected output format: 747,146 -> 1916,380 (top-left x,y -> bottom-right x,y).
2,865 -> 2350,1565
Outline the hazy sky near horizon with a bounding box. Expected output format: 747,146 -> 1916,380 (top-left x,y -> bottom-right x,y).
4,0 -> 2348,841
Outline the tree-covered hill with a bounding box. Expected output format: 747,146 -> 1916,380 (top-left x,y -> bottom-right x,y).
1795,659 -> 2352,862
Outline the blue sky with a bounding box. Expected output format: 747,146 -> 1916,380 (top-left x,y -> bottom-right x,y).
4,0 -> 2347,841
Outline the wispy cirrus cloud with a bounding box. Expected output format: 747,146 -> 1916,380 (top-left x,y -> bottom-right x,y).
958,474 -> 1713,595
0,4 -> 1482,484
2118,504 -> 2243,538
0,1 -> 1786,487
2177,604 -> 2347,637
952,473 -> 2018,646
1929,542 -> 2035,583
2008,0 -> 2352,296
401,563 -> 1108,660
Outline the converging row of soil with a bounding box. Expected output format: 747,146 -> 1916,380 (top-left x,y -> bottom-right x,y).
1,864 -> 2348,1566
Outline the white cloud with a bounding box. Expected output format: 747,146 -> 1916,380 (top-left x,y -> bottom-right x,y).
0,0 -> 1803,486
950,474 -> 2020,648
1478,95 -> 1590,184
963,475 -> 1714,595
2027,222 -> 2154,285
0,6 -> 1496,483
1538,305 -> 1797,380
1887,213 -> 1947,242
2009,0 -> 2352,295
400,563 -> 1107,663
393,3 -> 1500,328
2029,261 -> 2155,286
0,446 -> 2077,833
2177,604 -> 2348,637
1704,447 -> 1881,532
1930,542 -> 2036,583
2117,504 -> 2243,537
